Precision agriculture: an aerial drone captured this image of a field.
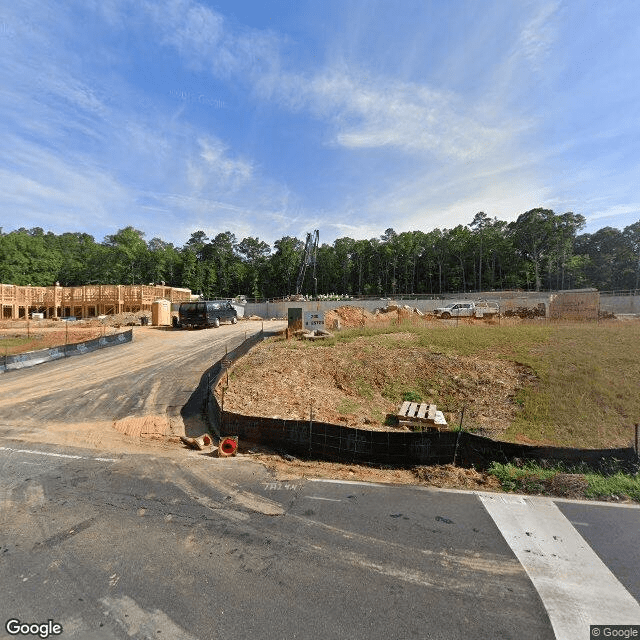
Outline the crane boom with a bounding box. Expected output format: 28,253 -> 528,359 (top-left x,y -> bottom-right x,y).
295,230 -> 319,296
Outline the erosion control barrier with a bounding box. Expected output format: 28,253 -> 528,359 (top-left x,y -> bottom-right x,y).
1,329 -> 133,373
207,333 -> 639,469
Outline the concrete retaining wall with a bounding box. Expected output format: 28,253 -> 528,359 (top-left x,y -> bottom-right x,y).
207,332 -> 638,470
242,294 -> 552,319
1,329 -> 133,373
243,292 -> 640,319
600,294 -> 640,315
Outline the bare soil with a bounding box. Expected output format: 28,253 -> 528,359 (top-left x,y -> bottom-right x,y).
218,331 -> 536,438
0,324 -> 118,356
0,322 -> 283,458
249,446 -> 502,491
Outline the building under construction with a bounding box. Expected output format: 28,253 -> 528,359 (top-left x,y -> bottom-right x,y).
0,284 -> 192,320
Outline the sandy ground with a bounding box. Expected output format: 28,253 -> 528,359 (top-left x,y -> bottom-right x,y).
0,320 -> 281,458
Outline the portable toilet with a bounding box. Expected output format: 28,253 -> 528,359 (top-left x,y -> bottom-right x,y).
151,299 -> 171,326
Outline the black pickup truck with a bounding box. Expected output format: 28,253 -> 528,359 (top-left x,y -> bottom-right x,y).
175,300 -> 238,328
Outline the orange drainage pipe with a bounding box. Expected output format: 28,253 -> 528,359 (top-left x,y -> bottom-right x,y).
218,436 -> 238,457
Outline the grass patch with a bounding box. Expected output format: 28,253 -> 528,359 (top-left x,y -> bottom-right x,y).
584,471 -> 640,501
355,377 -> 375,400
489,460 -> 640,502
0,336 -> 39,354
504,322 -> 640,447
336,398 -> 360,415
488,461 -> 558,493
382,381 -> 424,405
304,320 -> 640,448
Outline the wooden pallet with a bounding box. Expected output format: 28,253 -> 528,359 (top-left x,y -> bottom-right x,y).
397,402 -> 447,430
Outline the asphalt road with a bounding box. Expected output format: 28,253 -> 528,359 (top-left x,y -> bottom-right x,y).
0,442 -> 556,640
1,442 -> 639,640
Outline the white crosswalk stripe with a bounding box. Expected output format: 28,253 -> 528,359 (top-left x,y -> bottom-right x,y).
480,493 -> 640,640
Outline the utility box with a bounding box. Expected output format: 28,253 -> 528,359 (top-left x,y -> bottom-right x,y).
151,299 -> 171,326
287,307 -> 303,332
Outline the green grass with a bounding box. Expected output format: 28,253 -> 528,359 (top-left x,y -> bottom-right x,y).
336,398 -> 360,415
504,322 -> 640,447
402,391 -> 422,403
296,319 -> 640,448
488,461 -> 558,494
584,471 -> 640,501
0,336 -> 38,355
488,460 -> 640,502
355,377 -> 375,400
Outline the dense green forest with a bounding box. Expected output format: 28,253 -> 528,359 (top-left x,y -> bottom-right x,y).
1,209 -> 639,298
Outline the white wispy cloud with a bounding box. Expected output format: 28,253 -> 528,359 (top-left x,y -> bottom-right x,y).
518,0 -> 561,71
191,138 -> 253,189
139,0 -> 280,78
307,69 -> 506,159
123,0 -> 514,161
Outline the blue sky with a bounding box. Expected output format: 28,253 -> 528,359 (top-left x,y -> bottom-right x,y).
2,0 -> 640,248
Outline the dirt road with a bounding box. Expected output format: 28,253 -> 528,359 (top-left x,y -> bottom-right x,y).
0,321 -> 285,454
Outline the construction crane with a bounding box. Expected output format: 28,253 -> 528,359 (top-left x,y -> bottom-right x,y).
295,230 -> 319,297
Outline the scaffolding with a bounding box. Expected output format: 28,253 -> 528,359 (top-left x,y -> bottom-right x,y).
0,284 -> 192,320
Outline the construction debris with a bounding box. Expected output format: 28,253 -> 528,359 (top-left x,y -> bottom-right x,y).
503,306 -> 546,319
180,434 -> 213,450
301,329 -> 334,340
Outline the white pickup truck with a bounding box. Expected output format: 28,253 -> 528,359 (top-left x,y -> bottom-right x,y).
433,300 -> 499,318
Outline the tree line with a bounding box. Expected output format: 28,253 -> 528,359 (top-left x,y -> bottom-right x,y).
1,208 -> 639,298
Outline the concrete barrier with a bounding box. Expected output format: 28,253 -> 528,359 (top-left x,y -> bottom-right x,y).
1,329 -> 133,373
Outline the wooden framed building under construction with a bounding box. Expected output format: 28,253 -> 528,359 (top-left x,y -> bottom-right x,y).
0,284 -> 192,320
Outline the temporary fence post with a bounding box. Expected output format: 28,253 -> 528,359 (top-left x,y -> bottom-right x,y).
309,401 -> 313,456
221,388 -> 225,431
453,405 -> 465,466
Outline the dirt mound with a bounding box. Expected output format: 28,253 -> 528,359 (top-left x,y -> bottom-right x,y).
503,306 -> 545,319
324,306 -> 376,328
218,332 -> 536,436
100,311 -> 151,327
